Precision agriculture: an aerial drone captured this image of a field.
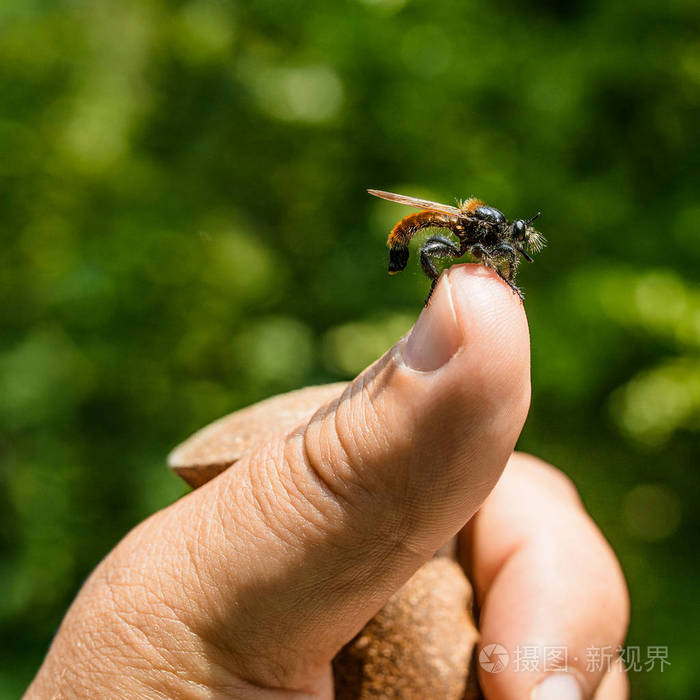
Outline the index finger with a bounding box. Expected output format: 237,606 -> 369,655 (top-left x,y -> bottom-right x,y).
461,453 -> 630,699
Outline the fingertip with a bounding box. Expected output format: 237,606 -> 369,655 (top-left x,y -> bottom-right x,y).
446,263 -> 529,320
442,264 -> 531,421
446,264 -> 530,364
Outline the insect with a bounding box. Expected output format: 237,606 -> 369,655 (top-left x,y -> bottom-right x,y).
368,189 -> 545,304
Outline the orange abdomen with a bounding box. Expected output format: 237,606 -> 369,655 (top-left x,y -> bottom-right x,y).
387,211 -> 453,248
387,210 -> 456,274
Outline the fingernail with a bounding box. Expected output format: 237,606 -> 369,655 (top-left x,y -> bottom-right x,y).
531,673 -> 583,700
402,274 -> 463,371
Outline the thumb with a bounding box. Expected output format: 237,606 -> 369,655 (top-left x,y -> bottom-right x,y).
36,265 -> 531,696
178,264 -> 530,687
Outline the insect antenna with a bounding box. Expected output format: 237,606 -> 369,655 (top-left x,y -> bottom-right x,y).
525,211 -> 541,225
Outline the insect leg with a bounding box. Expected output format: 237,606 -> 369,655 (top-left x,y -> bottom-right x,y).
494,243 -> 519,280
469,243 -> 524,300
419,235 -> 461,304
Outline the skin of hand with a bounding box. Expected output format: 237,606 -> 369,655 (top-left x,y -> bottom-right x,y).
25,265 -> 630,700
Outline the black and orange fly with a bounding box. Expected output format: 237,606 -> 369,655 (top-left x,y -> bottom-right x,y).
368,189 -> 545,303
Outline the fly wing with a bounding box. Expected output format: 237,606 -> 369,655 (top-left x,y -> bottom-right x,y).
367,189 -> 462,216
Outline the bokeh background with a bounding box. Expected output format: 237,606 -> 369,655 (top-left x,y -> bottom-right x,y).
2,0 -> 699,696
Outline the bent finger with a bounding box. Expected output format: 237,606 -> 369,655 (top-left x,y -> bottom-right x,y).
463,453 -> 630,699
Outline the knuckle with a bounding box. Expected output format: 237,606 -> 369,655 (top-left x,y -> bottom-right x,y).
511,452 -> 584,507
301,377 -> 388,504
251,437 -> 346,548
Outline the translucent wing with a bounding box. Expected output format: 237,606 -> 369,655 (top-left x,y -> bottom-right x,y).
367,189 -> 462,216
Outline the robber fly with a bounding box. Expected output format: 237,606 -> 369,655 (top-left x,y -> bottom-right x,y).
368,189 -> 545,304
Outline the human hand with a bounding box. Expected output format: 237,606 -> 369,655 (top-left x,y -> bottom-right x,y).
26,265 -> 629,699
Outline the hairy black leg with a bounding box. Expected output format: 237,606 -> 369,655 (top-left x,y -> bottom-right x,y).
494,243 -> 519,281
494,268 -> 524,299
419,235 -> 461,305
469,243 -> 524,300
468,243 -> 492,262
494,244 -> 524,299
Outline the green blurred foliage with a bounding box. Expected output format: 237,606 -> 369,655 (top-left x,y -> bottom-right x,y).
1,0 -> 699,696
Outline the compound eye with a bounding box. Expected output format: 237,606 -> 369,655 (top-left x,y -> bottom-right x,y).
513,220 -> 526,240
